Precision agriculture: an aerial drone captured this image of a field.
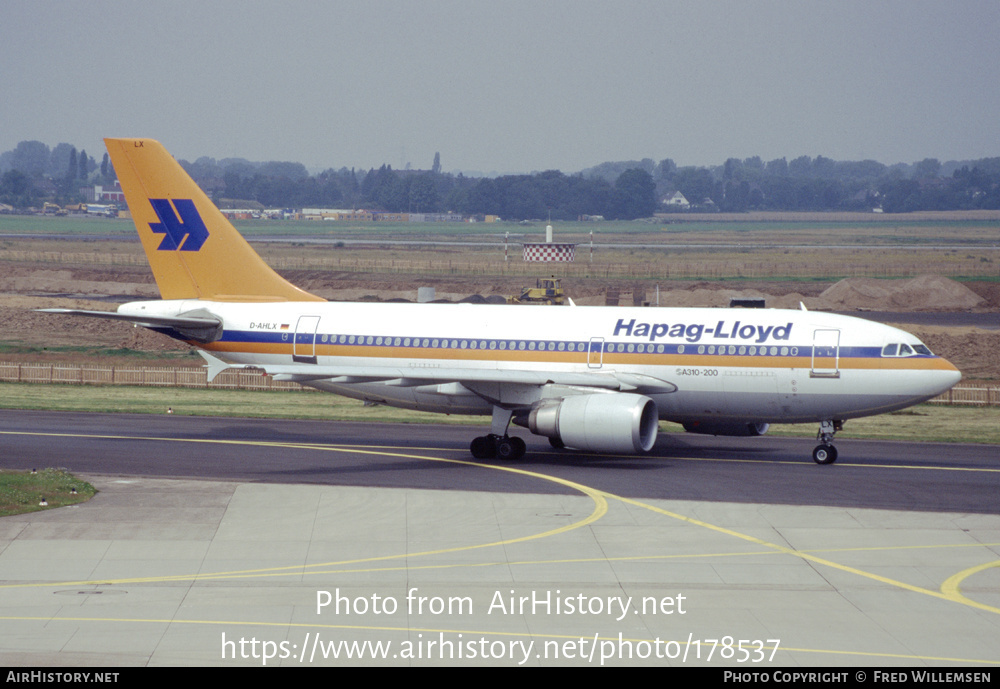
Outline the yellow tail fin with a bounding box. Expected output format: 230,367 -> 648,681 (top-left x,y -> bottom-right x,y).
105,138 -> 324,302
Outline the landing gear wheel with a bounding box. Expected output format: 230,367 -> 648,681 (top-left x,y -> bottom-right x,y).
812,419 -> 842,464
470,435 -> 497,460
812,444 -> 838,465
496,436 -> 526,461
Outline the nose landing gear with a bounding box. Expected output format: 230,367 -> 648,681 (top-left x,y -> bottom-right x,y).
813,419 -> 843,464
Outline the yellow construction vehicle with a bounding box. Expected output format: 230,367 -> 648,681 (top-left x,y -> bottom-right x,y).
510,277 -> 566,305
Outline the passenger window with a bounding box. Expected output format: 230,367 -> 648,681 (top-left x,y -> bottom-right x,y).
882,344 -> 898,357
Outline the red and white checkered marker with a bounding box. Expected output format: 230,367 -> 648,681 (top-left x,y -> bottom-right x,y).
522,243 -> 576,262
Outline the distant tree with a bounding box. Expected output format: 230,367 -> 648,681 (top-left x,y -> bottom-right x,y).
788,156 -> 812,177
500,176 -> 546,219
723,158 -> 743,181
880,178 -> 921,212
835,159 -> 886,181
67,149 -> 78,181
338,167 -> 359,207
912,158 -> 941,179
78,150 -> 89,179
673,166 -> 716,207
720,179 -> 751,212
461,177 -> 500,215
48,144 -> 75,177
432,152 -> 441,175
582,159 -> 654,184
362,165 -> 406,210
812,155 -> 836,178
6,141 -> 50,176
0,169 -> 36,206
765,157 -> 788,177
183,156 -> 222,181
611,168 -> 656,219
408,174 -> 440,212
655,158 -> 676,182
259,161 -> 308,180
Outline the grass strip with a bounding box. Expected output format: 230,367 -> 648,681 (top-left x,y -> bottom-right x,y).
0,468 -> 96,517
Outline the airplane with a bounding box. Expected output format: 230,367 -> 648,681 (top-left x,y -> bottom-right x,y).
41,138 -> 962,464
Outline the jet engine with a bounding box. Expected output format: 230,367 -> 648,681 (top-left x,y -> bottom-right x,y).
517,393 -> 658,454
682,421 -> 770,437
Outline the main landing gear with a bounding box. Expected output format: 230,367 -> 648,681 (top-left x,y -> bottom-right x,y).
813,419 -> 843,465
470,434 -> 527,461
470,406 -> 527,461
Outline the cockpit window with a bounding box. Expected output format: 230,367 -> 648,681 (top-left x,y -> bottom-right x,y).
882,342 -> 933,357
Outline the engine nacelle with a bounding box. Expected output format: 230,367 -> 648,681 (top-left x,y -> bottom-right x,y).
682,421 -> 770,437
519,393 -> 658,454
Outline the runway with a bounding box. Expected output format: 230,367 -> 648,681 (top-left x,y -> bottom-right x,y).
0,410 -> 998,666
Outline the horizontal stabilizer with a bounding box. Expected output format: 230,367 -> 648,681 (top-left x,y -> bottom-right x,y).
38,308 -> 223,343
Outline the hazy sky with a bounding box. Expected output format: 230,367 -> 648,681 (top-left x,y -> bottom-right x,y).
3,0 -> 999,174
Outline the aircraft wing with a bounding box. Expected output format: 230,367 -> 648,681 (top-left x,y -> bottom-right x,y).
198,352 -> 677,394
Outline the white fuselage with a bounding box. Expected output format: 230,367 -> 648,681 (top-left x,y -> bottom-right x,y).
119,300 -> 962,426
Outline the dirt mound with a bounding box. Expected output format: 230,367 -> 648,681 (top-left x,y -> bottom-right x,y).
966,281 -> 1000,310
908,326 -> 1000,381
0,268 -> 158,299
819,275 -> 986,311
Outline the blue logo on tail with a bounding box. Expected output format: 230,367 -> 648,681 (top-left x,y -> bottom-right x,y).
148,199 -> 209,251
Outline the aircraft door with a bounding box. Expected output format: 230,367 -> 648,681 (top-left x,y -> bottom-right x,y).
293,315 -> 321,364
588,337 -> 604,369
810,328 -> 840,378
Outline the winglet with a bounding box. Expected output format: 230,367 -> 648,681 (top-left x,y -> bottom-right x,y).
105,138 -> 324,302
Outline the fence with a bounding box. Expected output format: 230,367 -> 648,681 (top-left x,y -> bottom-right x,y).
0,361 -> 995,406
927,384 -> 1000,407
0,362 -> 302,391
2,249 -> 998,280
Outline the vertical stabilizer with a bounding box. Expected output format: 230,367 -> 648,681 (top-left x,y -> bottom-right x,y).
105,138 -> 324,302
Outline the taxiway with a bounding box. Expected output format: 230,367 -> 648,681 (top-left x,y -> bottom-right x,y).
0,411 -> 997,666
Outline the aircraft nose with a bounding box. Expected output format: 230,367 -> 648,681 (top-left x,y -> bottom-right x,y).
934,358 -> 962,393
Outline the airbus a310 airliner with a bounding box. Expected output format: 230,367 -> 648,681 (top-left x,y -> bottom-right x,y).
43,139 -> 962,464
